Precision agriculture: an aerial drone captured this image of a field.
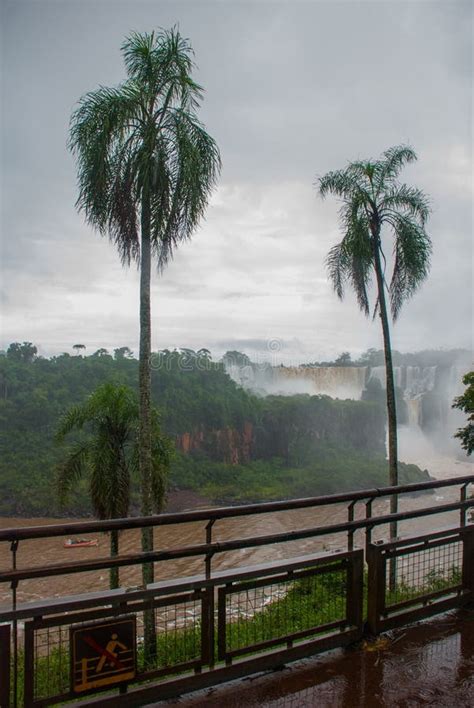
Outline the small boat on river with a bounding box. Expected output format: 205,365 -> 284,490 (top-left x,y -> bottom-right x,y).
64,538 -> 98,548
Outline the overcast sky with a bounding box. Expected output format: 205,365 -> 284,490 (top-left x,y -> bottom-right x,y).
1,0 -> 472,363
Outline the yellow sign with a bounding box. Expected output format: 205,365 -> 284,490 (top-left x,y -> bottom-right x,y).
71,617 -> 136,693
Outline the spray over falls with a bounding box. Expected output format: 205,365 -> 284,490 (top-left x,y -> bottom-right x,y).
225,360 -> 471,460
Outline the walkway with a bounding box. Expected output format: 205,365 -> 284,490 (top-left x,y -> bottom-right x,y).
158,608 -> 474,707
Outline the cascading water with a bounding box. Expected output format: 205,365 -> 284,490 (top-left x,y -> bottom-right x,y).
406,398 -> 422,427
224,358 -> 472,461
224,355 -> 473,484
367,365 -> 404,390
274,366 -> 368,399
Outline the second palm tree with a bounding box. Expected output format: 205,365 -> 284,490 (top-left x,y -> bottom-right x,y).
318,145 -> 431,565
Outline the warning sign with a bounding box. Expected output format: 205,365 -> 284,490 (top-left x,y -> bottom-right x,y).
70,616 -> 136,693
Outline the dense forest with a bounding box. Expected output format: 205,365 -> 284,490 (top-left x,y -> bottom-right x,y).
0,343 -> 429,516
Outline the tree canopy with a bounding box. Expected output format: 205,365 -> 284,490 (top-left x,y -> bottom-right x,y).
320,145 -> 432,320
452,372 -> 474,455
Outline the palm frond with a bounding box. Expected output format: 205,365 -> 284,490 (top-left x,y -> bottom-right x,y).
121,30 -> 158,83
381,184 -> 430,226
122,28 -> 201,110
380,145 -> 417,180
69,81 -> 144,243
349,253 -> 372,316
319,168 -> 365,201
389,215 -> 432,319
55,403 -> 92,441
326,242 -> 350,300
89,435 -> 121,519
151,108 -> 221,269
56,442 -> 91,505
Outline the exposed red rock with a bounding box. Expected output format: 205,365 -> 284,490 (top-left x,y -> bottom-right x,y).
176,423 -> 254,464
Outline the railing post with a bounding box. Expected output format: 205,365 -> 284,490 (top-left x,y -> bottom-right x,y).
205,520 -> 215,580
23,620 -> 35,707
366,543 -> 386,635
461,526 -> 474,593
0,624 -> 10,708
460,483 -> 469,527
217,585 -> 230,664
347,501 -> 356,551
10,540 -> 18,708
364,499 -> 374,560
203,520 -> 216,669
201,582 -> 216,670
346,550 -> 364,634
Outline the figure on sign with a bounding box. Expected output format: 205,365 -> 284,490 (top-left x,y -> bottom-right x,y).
71,617 -> 136,694
96,632 -> 128,673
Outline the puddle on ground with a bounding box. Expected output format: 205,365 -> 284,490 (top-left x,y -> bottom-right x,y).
163,608 -> 474,707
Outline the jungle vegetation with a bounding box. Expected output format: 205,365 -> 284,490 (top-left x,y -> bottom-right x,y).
56,383 -> 173,588
453,371 -> 474,456
0,345 -> 431,518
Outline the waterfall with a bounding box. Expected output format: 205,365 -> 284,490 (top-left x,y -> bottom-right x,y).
367,365 -> 404,390
406,397 -> 422,427
405,366 -> 436,397
224,360 -> 471,442
275,366 -> 368,399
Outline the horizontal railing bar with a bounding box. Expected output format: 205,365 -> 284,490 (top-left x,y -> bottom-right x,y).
222,562 -> 348,594
1,500 -> 472,585
374,526 -> 465,551
378,594 -> 473,635
136,659 -> 203,686
26,591 -> 202,630
385,584 -> 464,613
387,534 -> 463,559
0,552 -> 350,621
0,475 -> 472,542
226,618 -> 348,660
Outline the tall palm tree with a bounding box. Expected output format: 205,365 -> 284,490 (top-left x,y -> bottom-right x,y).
318,145 -> 431,544
56,383 -> 172,590
69,28 -> 220,604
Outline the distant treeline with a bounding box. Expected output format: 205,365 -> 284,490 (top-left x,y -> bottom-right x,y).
0,343 -> 431,516
298,347 -> 471,369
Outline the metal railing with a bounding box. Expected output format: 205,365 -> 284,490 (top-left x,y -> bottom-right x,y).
367,526 -> 474,633
0,474 -> 473,707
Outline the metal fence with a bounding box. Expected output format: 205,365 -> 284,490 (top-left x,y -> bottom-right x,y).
367,526 -> 474,634
1,551 -> 364,707
0,474 -> 473,707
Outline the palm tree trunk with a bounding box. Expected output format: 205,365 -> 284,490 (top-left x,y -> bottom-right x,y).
139,187 -> 157,664
372,227 -> 398,590
109,529 -> 119,589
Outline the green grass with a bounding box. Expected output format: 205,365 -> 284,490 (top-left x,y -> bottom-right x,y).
386,565 -> 462,607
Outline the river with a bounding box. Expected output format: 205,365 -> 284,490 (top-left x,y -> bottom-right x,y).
0,456 -> 472,608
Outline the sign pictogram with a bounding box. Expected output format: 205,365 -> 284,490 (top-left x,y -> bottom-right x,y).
70,616 -> 136,693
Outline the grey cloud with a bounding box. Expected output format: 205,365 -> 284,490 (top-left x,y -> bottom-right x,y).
1,0 -> 472,358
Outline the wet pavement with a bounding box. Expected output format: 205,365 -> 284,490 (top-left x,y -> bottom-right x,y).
159,608 -> 474,707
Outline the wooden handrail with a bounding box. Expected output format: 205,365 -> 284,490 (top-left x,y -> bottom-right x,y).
0,475 -> 472,542
0,499 -> 472,585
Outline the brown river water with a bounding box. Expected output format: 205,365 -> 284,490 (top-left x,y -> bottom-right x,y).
0,456 -> 472,609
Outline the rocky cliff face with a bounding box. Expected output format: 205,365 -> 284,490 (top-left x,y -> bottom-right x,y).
176,421 -> 254,464
175,394 -> 385,466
